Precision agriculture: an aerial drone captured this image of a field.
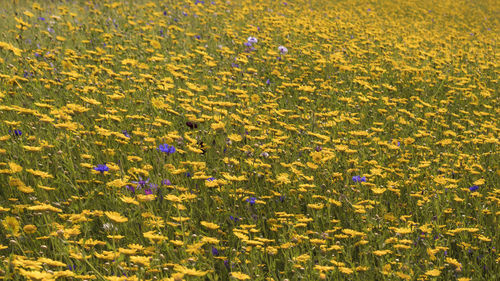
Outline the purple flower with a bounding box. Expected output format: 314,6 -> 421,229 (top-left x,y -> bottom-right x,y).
162,179 -> 172,186
144,188 -> 153,195
126,185 -> 135,194
131,177 -> 149,189
247,36 -> 258,44
94,164 -> 109,173
352,176 -> 366,183
206,177 -> 216,182
38,17 -> 45,21
122,130 -> 131,138
278,45 -> 288,54
244,42 -> 252,47
211,247 -> 219,256
158,144 -> 176,154
469,185 -> 479,192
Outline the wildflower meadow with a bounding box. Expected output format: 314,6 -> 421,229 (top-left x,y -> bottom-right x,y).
0,0 -> 498,280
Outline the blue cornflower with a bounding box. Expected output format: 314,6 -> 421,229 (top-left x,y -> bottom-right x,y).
38,17 -> 45,21
94,164 -> 109,173
158,144 -> 176,154
352,175 -> 366,183
206,177 -> 216,182
229,215 -> 240,222
9,129 -> 22,136
122,130 -> 131,138
247,197 -> 256,206
469,185 -> 479,192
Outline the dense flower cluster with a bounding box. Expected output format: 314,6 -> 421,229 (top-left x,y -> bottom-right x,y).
0,0 -> 497,280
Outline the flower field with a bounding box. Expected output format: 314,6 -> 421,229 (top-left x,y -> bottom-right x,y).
0,0 -> 498,280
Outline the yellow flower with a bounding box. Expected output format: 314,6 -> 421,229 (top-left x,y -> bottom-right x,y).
371,187 -> 386,194
2,216 -> 20,237
201,236 -> 220,244
294,254 -> 310,263
26,168 -> 54,179
310,151 -> 323,163
130,255 -> 151,267
23,224 -> 37,234
231,272 -> 251,280
339,267 -> 353,274
373,250 -> 392,256
9,177 -> 34,193
250,94 -> 260,103
8,162 -> 23,173
120,196 -> 139,205
200,221 -> 220,230
104,211 -> 128,223
174,265 -> 210,276
473,178 -> 485,185
425,269 -> 441,277
38,257 -> 66,267
150,40 -> 161,49
107,179 -> 128,188
394,227 -> 412,234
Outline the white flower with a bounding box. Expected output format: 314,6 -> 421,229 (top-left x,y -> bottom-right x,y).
247,36 -> 258,44
278,45 -> 288,54
103,223 -> 116,232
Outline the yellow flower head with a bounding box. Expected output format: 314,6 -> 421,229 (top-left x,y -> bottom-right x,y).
23,224 -> 37,234
2,216 -> 20,237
